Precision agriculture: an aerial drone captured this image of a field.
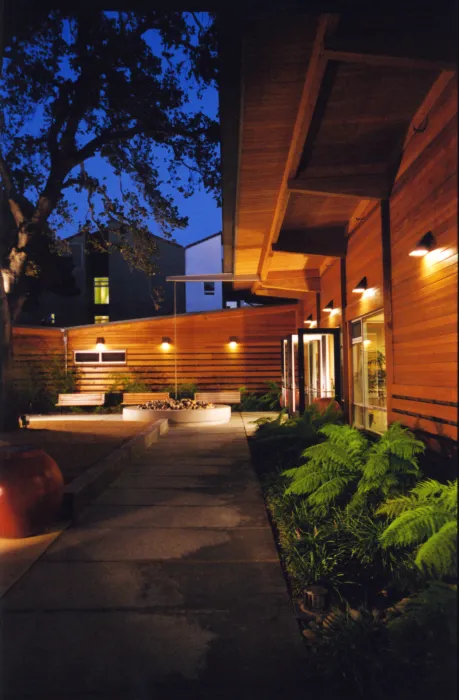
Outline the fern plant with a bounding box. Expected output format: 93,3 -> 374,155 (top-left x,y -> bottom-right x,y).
378,479 -> 457,578
283,422 -> 425,516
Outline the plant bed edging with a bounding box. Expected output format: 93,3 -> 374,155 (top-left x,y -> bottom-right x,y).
61,418 -> 168,520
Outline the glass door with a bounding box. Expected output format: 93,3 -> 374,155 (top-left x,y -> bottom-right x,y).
281,334 -> 300,414
298,328 -> 342,413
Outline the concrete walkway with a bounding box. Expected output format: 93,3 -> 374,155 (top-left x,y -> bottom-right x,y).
1,413 -> 308,699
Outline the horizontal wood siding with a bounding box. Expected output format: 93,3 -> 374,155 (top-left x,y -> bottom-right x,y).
389,75 -> 458,441
345,203 -> 384,321
13,307 -> 298,394
65,306 -> 297,392
12,327 -> 64,388
320,261 -> 342,328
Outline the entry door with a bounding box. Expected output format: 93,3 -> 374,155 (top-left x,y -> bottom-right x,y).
297,328 -> 342,413
281,334 -> 299,414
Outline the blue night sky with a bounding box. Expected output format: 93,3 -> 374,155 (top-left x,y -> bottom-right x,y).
23,15 -> 222,248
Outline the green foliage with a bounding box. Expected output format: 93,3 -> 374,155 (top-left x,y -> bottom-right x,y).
108,372 -> 150,393
163,382 -> 197,399
13,355 -> 79,413
283,422 -> 425,515
250,403 -> 343,475
237,382 -> 282,411
378,479 -> 457,578
310,584 -> 457,700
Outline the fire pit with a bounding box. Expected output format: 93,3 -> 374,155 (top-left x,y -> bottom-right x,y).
123,398 -> 231,424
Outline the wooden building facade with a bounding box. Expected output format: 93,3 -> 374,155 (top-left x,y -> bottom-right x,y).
219,8 -> 457,461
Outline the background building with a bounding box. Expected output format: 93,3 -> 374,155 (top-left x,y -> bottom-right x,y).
18,228 -> 185,327
185,233 -> 223,313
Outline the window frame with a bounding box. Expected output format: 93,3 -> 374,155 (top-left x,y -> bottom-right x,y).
203,281 -> 215,296
74,350 -> 126,365
350,309 -> 387,434
94,277 -> 110,305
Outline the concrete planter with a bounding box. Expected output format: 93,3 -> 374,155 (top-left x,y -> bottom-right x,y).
123,404 -> 231,425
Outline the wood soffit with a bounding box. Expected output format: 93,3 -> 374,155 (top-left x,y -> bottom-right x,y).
231,9 -> 451,295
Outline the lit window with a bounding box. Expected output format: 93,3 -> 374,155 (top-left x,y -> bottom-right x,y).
204,282 -> 215,296
351,311 -> 387,434
94,315 -> 109,324
94,277 -> 109,304
50,313 -> 56,325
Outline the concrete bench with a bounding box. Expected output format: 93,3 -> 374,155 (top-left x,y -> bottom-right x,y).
194,391 -> 242,405
56,393 -> 105,407
122,392 -> 170,405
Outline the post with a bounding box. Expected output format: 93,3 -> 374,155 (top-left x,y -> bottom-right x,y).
173,282 -> 178,399
381,199 -> 394,423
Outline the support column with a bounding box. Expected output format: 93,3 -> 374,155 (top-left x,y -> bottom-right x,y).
381,199 -> 394,423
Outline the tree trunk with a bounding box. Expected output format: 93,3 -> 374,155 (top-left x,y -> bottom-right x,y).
0,270 -> 19,431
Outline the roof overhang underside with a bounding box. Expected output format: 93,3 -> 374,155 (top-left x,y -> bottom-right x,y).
220,5 -> 456,297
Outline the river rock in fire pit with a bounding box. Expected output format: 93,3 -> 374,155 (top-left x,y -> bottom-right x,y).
138,398 -> 215,411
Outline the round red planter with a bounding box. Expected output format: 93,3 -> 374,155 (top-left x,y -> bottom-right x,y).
0,446 -> 64,538
312,397 -> 342,414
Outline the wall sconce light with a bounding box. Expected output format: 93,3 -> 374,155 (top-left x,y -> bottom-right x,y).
323,300 -> 334,313
228,336 -> 238,349
161,336 -> 172,350
409,231 -> 435,257
304,314 -> 317,327
96,337 -> 105,350
352,276 -> 368,293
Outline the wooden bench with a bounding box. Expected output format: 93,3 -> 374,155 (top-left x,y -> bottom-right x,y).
122,392 -> 170,405
56,393 -> 105,407
194,391 -> 241,405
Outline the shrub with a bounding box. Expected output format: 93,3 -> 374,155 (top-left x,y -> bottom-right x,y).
237,381 -> 282,411
13,355 -> 80,414
108,372 -> 150,393
284,422 -> 424,515
378,479 -> 457,578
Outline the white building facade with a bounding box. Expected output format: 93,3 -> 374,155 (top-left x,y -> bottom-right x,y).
185,233 -> 223,313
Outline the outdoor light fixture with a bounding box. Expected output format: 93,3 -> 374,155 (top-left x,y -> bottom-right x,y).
305,315 -> 317,327
409,231 -> 435,257
96,337 -> 105,350
352,276 -> 368,293
161,336 -> 172,350
228,336 -> 238,349
323,300 -> 334,313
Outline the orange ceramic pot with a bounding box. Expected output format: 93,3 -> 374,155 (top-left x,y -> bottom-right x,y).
312,397 -> 341,414
0,446 -> 64,538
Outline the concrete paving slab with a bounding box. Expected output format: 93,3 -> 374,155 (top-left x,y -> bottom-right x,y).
1,413 -> 308,698
3,561 -> 287,610
74,503 -> 267,529
110,474 -> 259,490
94,486 -> 264,506
42,527 -> 279,562
0,609 -> 306,697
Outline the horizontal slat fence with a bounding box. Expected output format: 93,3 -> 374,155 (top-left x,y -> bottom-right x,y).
13,305 -> 298,395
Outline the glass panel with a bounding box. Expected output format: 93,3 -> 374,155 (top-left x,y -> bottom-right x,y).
75,352 -> 99,363
101,352 -> 126,363
94,277 -> 109,304
94,315 -> 109,324
351,311 -> 387,434
301,332 -> 338,408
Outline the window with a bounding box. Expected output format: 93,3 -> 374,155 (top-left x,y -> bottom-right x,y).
94,277 -> 109,304
204,281 -> 215,296
50,313 -> 56,325
351,311 -> 387,434
94,315 -> 109,324
74,350 -> 126,365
